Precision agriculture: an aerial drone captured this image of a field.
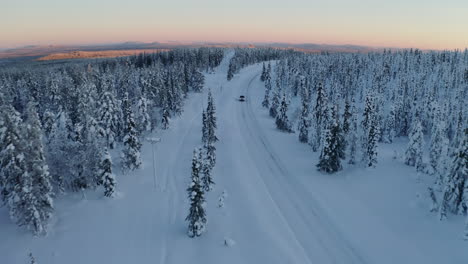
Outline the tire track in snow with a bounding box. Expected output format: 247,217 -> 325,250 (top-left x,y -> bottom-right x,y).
240,72 -> 368,264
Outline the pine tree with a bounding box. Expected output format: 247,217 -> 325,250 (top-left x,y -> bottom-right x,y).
317,126 -> 341,173
312,82 -> 328,152
227,63 -> 234,81
136,96 -> 151,134
405,119 -> 424,171
317,107 -> 344,173
297,95 -> 310,143
201,110 -> 208,144
275,94 -> 292,132
201,152 -> 214,192
342,99 -> 352,136
23,103 -> 54,235
430,119 -> 449,183
439,129 -> 468,220
41,110 -> 55,138
348,102 -> 358,165
186,148 -> 207,237
100,148 -> 116,198
262,72 -> 272,108
364,118 -> 379,167
269,87 -> 280,118
260,62 -> 267,82
121,93 -> 142,171
97,92 -> 119,149
206,91 -> 218,145
0,106 -> 24,204
161,106 -> 170,130
385,105 -> 396,143
0,106 -> 46,235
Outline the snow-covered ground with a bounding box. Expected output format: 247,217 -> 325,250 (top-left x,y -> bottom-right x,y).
1,54 -> 467,264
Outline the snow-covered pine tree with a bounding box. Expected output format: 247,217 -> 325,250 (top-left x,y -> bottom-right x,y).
23,103 -> 54,235
161,102 -> 170,130
121,93 -> 142,171
297,93 -> 310,143
260,62 -> 266,82
41,110 -> 55,138
29,252 -> 37,264
430,118 -> 449,184
201,110 -> 208,145
405,119 -> 424,171
317,127 -> 340,173
348,101 -> 358,165
201,152 -> 214,192
362,93 -> 375,133
439,128 -> 468,220
275,94 -> 293,132
269,87 -> 280,118
227,63 -> 234,81
342,99 -> 352,136
190,68 -> 205,92
46,110 -> 76,193
136,96 -> 151,134
317,106 -> 344,173
332,105 -> 346,160
97,92 -> 119,149
312,82 -> 328,152
186,148 -> 207,237
0,106 -> 26,205
206,90 -> 218,145
100,148 -> 116,198
262,71 -> 272,108
385,104 -> 397,143
0,105 -> 46,235
364,117 -> 379,168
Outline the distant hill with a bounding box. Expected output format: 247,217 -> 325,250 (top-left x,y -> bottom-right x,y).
0,42 -> 382,62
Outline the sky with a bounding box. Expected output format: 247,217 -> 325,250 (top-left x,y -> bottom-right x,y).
1,0 -> 467,50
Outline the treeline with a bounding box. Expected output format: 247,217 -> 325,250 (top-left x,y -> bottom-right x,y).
0,48 -> 224,235
261,49 -> 468,235
227,48 -> 300,80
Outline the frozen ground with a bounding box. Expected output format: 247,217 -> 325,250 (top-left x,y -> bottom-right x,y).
1,54 -> 467,264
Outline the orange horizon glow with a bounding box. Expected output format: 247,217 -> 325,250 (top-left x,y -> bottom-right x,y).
1,0 -> 467,51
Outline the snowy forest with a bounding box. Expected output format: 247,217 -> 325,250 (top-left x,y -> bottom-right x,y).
227,48 -> 468,236
0,47 -> 467,263
0,48 -> 224,235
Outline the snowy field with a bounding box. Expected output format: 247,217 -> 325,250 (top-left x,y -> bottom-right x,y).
1,53 -> 467,264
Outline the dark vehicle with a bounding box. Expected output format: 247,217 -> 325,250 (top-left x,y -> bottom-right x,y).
239,95 -> 245,102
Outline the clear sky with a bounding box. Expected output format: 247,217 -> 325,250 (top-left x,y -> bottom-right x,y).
1,0 -> 467,50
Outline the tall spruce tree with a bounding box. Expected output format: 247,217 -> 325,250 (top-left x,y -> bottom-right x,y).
201,154 -> 214,192
186,148 -> 207,237
297,95 -> 311,143
312,82 -> 328,152
317,106 -> 344,173
364,118 -> 379,168
23,103 -> 54,235
97,92 -> 119,149
348,101 -> 359,165
276,94 -> 292,132
121,93 -> 142,171
136,96 -> 151,134
201,110 -> 208,144
262,71 -> 272,108
439,128 -> 468,220
430,118 -> 449,184
269,87 -> 280,118
100,148 -> 116,198
405,119 -> 424,171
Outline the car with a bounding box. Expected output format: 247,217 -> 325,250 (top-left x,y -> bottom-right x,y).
239,95 -> 245,102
